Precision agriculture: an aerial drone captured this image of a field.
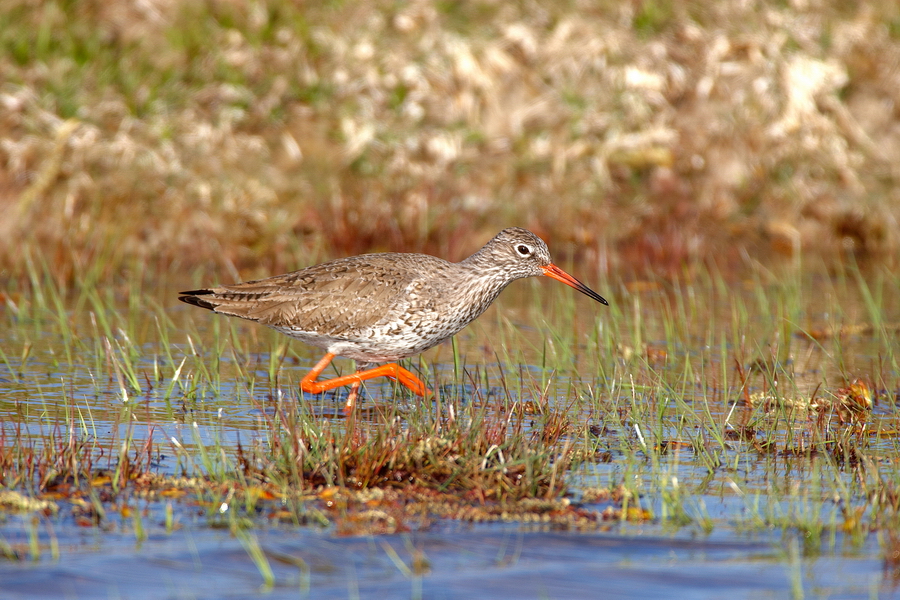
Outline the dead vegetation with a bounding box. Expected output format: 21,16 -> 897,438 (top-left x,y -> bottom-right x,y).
1,0 -> 899,281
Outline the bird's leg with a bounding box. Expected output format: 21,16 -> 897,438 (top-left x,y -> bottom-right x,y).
300,353 -> 339,394
301,353 -> 432,407
343,380 -> 363,415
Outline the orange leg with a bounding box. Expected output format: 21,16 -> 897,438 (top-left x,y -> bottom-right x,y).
300,353 -> 432,414
344,380 -> 362,415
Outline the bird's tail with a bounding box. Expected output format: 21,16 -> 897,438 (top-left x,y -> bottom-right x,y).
178,290 -> 218,311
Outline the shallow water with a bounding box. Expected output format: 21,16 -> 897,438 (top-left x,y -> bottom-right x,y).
0,523 -> 892,599
2,273 -> 899,598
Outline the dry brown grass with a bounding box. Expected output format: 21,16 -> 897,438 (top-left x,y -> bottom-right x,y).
2,0 -> 899,281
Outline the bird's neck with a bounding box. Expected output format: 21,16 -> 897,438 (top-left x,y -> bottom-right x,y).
460,245 -> 498,270
455,252 -> 519,314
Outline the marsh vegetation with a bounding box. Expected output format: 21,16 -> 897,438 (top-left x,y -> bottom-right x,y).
2,1 -> 900,597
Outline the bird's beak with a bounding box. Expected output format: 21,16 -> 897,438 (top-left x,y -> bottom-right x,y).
541,264 -> 608,305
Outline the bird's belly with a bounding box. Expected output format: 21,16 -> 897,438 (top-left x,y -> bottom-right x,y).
269,324 -> 453,363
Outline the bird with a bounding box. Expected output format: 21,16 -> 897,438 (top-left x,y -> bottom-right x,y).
178,227 -> 607,414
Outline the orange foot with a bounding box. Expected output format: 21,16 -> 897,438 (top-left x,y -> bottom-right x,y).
299,353 -> 432,415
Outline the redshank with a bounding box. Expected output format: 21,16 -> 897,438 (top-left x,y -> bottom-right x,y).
179,227 -> 607,413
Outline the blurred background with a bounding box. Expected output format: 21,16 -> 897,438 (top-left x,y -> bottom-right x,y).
2,0 -> 899,282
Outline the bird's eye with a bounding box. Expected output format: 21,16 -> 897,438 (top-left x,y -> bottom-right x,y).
516,244 -> 531,256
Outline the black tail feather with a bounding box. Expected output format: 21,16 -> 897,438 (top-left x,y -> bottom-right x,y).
178,290 -> 218,311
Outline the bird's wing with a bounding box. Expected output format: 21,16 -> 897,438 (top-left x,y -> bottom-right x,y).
181,254 -> 443,337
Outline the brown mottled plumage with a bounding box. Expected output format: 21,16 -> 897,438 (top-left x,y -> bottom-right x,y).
179,228 -> 607,413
